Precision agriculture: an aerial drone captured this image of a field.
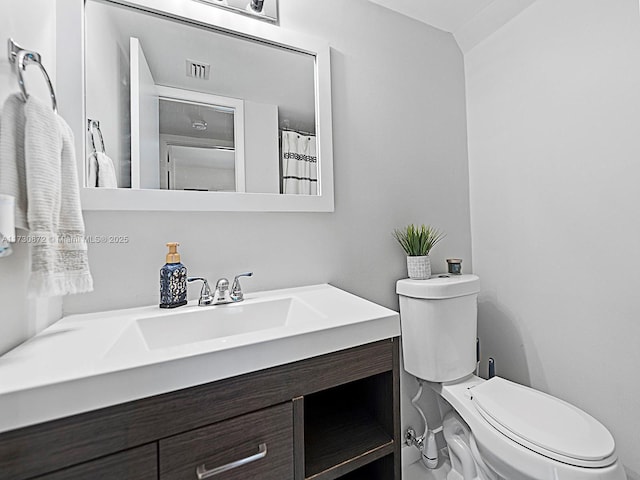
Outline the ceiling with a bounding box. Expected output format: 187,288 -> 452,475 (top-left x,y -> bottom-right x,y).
367,0 -> 537,53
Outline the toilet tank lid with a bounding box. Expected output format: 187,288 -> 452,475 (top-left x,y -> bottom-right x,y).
396,274 -> 480,299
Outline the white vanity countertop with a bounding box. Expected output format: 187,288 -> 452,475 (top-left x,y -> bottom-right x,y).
0,284 -> 399,433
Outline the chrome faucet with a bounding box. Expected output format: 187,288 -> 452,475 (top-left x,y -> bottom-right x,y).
231,272 -> 253,302
188,272 -> 253,306
187,277 -> 214,306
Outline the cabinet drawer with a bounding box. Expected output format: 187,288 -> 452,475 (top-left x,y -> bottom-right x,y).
35,444 -> 157,480
160,402 -> 293,480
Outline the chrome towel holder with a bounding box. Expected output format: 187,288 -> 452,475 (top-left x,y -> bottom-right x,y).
7,38 -> 57,112
87,119 -> 106,155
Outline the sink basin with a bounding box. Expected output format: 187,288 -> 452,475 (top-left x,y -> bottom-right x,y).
135,297 -> 324,350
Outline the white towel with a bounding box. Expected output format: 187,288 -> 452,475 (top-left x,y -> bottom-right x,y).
87,151 -> 118,188
0,93 -> 93,297
0,95 -> 27,230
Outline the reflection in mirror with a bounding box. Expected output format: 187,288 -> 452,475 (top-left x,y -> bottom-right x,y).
85,0 -> 318,196
159,98 -> 240,192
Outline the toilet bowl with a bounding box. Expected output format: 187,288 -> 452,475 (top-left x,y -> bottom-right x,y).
397,275 -> 625,480
433,375 -> 625,479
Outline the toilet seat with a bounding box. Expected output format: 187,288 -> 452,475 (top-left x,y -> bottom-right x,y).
470,377 -> 617,468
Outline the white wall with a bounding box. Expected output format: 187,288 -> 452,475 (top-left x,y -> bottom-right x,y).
466,0 -> 640,476
0,0 -> 62,354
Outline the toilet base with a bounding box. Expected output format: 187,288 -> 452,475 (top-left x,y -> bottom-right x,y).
442,411 -> 500,480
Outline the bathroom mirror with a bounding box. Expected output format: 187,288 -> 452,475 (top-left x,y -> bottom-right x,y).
77,0 -> 333,211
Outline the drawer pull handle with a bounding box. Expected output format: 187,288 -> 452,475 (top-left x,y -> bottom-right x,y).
195,443 -> 268,479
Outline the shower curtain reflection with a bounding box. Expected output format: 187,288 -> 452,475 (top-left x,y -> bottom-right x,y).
281,131 -> 317,195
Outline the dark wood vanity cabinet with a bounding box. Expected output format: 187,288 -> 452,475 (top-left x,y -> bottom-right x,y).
0,339 -> 400,480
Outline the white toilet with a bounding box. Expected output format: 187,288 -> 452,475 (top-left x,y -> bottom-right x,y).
397,274 -> 626,480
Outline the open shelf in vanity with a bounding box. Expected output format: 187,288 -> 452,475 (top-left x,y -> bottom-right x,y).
302,372 -> 396,480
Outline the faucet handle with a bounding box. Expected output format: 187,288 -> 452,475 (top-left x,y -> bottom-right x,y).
187,277 -> 213,306
231,272 -> 253,302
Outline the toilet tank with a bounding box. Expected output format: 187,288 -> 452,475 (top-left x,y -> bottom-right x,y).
397,274 -> 480,382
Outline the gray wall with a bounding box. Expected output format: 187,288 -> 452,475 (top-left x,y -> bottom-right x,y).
466,0 -> 640,476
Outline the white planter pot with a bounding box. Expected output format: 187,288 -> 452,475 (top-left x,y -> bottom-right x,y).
407,255 -> 431,280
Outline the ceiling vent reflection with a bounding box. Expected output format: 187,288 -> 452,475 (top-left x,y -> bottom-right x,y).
186,59 -> 210,80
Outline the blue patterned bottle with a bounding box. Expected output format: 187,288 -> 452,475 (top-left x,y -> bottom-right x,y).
160,242 -> 187,308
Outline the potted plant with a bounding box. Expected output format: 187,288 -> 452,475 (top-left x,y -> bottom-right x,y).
393,224 -> 445,279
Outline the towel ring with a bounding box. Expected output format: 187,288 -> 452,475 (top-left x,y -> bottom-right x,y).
87,119 -> 106,155
7,38 -> 58,113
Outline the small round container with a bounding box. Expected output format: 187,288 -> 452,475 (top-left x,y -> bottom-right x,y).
447,258 -> 462,275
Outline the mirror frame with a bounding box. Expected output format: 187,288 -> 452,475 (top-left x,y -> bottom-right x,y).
57,0 -> 334,212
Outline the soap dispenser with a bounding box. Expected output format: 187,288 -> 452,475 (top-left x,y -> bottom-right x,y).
160,242 -> 187,308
